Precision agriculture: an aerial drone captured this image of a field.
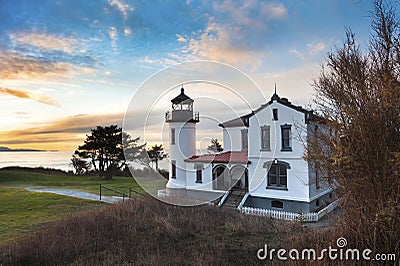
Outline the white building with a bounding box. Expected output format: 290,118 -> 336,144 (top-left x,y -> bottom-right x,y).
161,88 -> 334,215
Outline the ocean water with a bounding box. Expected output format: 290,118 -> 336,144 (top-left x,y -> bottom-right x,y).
0,151 -> 74,172
0,151 -> 169,172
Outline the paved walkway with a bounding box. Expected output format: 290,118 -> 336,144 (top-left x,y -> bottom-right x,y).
24,187 -> 124,203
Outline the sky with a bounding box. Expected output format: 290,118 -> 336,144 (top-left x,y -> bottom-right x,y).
0,0 -> 389,151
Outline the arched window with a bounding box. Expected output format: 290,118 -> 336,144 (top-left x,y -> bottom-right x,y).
271,200 -> 283,209
264,161 -> 289,189
212,165 -> 229,190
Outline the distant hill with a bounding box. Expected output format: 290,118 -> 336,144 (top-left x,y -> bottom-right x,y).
0,146 -> 45,152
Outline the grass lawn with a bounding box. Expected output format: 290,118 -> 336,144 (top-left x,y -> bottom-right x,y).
0,187 -> 106,246
0,169 -> 149,246
0,169 -> 144,196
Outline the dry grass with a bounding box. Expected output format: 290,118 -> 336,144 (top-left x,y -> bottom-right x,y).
3,197 -> 394,265
0,197 -> 309,265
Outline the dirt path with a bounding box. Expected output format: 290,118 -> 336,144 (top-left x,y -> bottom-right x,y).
24,187 -> 124,203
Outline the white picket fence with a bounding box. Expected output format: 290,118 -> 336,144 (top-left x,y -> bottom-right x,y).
240,199 -> 340,222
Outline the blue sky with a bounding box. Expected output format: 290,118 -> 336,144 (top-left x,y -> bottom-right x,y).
0,0 -> 388,151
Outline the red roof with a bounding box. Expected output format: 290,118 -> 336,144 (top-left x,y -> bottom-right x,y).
184,151 -> 249,164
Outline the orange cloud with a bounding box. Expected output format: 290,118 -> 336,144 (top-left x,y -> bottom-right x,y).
10,32 -> 77,54
0,113 -> 125,151
182,21 -> 265,69
0,51 -> 74,80
0,87 -> 60,107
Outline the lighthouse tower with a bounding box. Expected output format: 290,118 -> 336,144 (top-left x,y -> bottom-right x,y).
165,87 -> 199,190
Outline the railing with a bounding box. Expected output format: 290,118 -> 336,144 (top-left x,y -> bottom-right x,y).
237,192 -> 249,211
128,187 -> 147,197
99,184 -> 128,202
99,184 -> 146,202
165,111 -> 172,121
217,190 -> 231,207
240,199 -> 340,222
165,111 -> 199,122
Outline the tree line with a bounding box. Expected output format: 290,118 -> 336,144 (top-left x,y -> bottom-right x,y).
71,125 -> 167,180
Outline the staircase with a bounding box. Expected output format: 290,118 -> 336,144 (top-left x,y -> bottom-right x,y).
221,186 -> 246,209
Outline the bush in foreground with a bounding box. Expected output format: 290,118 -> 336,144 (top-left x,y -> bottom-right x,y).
1,197 -> 316,265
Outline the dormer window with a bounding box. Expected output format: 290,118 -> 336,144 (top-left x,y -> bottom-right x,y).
281,124 -> 292,151
171,128 -> 176,145
273,108 -> 278,120
260,126 -> 270,151
171,160 -> 176,179
241,129 -> 248,151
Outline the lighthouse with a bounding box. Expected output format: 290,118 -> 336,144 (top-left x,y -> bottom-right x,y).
165,87 -> 199,190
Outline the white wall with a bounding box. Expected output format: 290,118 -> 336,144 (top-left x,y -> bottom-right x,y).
247,101 -> 311,202
248,158 -> 310,201
185,162 -> 248,193
167,122 -> 196,189
222,127 -> 246,152
185,162 -> 214,191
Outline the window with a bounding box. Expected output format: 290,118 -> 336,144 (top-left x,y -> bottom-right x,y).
196,165 -> 202,183
267,162 -> 288,189
271,200 -> 283,209
315,161 -> 320,189
316,199 -> 320,207
273,108 -> 278,120
171,128 -> 176,145
171,160 -> 176,179
281,124 -> 292,151
260,126 -> 270,151
241,129 -> 248,151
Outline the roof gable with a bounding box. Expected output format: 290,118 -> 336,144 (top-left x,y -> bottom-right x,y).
254,92 -> 310,115
218,112 -> 254,128
220,92 -> 312,127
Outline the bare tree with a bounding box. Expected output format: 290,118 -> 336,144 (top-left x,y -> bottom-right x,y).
308,0 -> 399,253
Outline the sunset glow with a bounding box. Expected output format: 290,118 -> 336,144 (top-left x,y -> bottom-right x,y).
0,0 -> 380,151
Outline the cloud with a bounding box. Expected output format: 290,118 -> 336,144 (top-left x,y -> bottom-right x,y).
0,111 -> 170,151
0,51 -> 74,80
10,32 -> 77,54
109,26 -> 117,48
288,41 -> 326,60
109,26 -> 117,40
180,20 -> 264,69
260,2 -> 287,19
288,49 -> 305,60
176,34 -> 187,43
307,42 -> 326,55
163,1 -> 288,69
107,0 -> 132,19
212,0 -> 287,26
124,27 -> 131,36
0,87 -> 60,107
0,113 -> 125,150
